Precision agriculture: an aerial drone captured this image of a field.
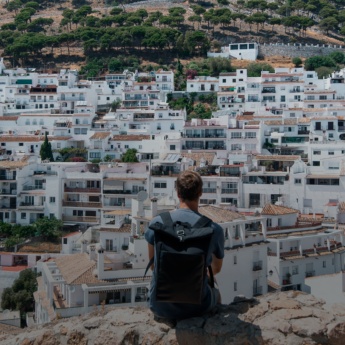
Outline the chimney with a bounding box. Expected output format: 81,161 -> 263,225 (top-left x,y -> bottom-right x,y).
151,197 -> 158,218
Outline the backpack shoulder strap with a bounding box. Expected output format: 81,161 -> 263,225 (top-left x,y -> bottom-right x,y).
158,212 -> 174,227
193,215 -> 212,228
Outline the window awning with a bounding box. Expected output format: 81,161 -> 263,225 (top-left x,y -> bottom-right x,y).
16,79 -> 32,85
104,209 -> 131,216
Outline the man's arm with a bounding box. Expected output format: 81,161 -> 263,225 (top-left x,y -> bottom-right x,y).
211,254 -> 223,275
148,243 -> 154,270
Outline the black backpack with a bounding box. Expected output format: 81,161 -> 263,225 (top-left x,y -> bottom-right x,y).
144,212 -> 215,305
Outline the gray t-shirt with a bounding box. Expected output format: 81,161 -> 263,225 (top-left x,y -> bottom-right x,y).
145,208 -> 224,319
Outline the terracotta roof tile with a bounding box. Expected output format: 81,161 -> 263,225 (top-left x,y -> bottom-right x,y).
54,253 -> 102,285
112,135 -> 150,141
0,116 -> 18,121
256,155 -> 300,161
261,204 -> 299,215
198,205 -> 244,223
0,160 -> 29,169
90,132 -> 111,140
0,135 -> 42,142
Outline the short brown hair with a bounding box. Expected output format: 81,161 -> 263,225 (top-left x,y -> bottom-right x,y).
176,171 -> 203,201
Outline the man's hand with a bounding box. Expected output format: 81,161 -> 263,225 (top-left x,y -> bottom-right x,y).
211,254 -> 223,275
148,243 -> 154,270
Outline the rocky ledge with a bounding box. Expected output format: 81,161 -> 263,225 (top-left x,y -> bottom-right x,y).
2,291 -> 345,345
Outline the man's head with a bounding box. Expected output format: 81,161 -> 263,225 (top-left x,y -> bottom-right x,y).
176,171 -> 203,202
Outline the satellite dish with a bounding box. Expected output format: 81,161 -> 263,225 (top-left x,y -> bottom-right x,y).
137,191 -> 148,201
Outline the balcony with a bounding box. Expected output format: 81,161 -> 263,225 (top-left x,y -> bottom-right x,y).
252,261 -> 263,271
0,176 -> 16,181
18,203 -> 44,210
202,188 -> 217,193
221,189 -> 237,194
298,130 -> 310,135
305,270 -> 315,278
253,286 -> 263,296
62,215 -> 100,223
23,185 -> 45,191
151,167 -> 180,177
64,187 -> 101,193
62,201 -> 102,208
103,189 -> 137,195
282,276 -> 291,285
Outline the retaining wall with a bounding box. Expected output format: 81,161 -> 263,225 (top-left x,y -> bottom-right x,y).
259,43 -> 345,58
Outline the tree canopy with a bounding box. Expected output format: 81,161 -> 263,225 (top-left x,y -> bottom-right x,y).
122,148 -> 139,162
1,269 -> 37,316
40,132 -> 54,162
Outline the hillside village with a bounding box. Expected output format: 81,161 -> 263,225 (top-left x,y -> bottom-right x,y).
1,50 -> 345,328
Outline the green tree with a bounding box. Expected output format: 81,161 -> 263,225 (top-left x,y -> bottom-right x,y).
1,269 -> 37,315
329,51 -> 345,64
34,216 -> 62,240
315,66 -> 334,79
304,55 -> 336,70
247,62 -> 274,77
292,57 -> 303,67
319,17 -> 338,34
40,132 -> 54,162
122,149 -> 139,162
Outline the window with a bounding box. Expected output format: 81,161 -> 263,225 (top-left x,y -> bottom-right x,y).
21,212 -> 26,219
154,182 -> 167,188
313,151 -> 321,155
124,145 -> 129,149
231,132 -> 242,139
313,161 -> 320,166
90,152 -> 101,158
19,143 -> 23,146
170,145 -> 176,150
57,143 -> 61,148
234,255 -> 237,265
323,260 -> 326,268
292,266 -> 299,275
245,132 -> 256,138
63,238 -> 68,244
222,79 -> 226,83
234,282 -> 237,291
221,182 -> 238,194
49,197 -> 55,203
294,178 -> 302,184
106,239 -> 113,251
329,151 -> 334,155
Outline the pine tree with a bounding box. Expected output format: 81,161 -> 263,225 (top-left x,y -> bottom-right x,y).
40,132 -> 54,162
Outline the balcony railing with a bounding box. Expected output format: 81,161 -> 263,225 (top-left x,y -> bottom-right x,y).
62,216 -> 100,223
64,187 -> 101,193
252,261 -> 263,271
202,188 -> 217,193
221,189 -> 238,194
0,176 -> 16,181
62,201 -> 102,208
253,286 -> 263,296
103,190 -> 137,195
23,185 -> 45,191
18,203 -> 44,210
305,270 -> 315,278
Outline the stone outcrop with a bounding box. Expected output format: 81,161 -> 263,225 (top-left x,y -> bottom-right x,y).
2,291 -> 345,345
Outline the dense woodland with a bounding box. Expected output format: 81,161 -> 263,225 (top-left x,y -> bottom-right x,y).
1,0 -> 345,73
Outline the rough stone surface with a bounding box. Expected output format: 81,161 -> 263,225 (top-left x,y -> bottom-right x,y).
1,292 -> 345,345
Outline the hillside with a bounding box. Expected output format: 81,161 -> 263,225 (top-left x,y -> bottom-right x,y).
0,0 -> 345,72
2,291 -> 345,345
